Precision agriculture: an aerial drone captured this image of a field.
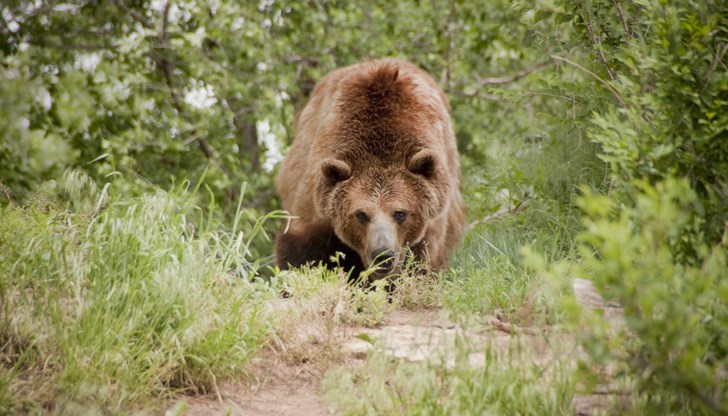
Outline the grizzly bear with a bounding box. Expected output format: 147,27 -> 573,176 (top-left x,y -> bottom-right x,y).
275,58 -> 466,281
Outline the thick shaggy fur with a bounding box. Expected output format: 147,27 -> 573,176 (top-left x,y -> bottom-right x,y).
275,58 -> 466,279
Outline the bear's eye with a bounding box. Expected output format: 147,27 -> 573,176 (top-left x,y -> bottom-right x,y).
393,211 -> 408,224
355,211 -> 370,224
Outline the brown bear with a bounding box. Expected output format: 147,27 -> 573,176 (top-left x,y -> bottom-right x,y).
275,58 -> 466,281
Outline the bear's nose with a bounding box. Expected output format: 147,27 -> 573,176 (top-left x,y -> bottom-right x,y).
371,248 -> 396,271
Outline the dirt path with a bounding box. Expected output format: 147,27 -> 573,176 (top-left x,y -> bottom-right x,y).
180,357 -> 332,416
178,279 -> 622,416
181,310 -> 463,416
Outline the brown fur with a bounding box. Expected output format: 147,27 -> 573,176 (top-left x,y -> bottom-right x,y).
275,59 -> 466,280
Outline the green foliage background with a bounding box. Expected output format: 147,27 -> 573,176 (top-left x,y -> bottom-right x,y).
0,0 -> 604,224
1,0 -> 727,414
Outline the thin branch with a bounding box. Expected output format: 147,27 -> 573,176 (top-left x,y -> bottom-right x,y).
473,60 -> 552,88
448,89 -> 501,101
523,91 -> 578,104
311,0 -> 338,66
680,380 -> 728,416
440,0 -> 457,90
311,0 -> 326,14
152,1 -> 236,184
109,0 -> 153,29
42,42 -> 114,51
7,2 -> 59,20
487,315 -> 540,335
551,55 -> 627,108
701,42 -> 728,92
158,1 -> 179,105
449,88 -> 578,105
0,13 -> 11,33
282,54 -> 320,65
460,59 -> 553,99
612,0 -> 632,39
607,174 -> 617,196
579,3 -> 617,82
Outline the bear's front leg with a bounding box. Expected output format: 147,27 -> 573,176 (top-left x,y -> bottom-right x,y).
274,222 -> 364,279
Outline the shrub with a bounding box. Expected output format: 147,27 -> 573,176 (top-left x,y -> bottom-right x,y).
538,0 -> 728,413
576,179 -> 727,414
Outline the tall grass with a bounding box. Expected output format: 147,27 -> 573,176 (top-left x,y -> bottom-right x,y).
0,172 -> 278,413
442,203 -> 580,325
449,90 -> 604,326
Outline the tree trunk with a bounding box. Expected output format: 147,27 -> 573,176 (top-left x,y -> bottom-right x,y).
229,103 -> 260,171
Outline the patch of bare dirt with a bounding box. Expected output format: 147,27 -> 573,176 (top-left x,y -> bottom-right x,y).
179,352 -> 334,416
176,278 -> 624,416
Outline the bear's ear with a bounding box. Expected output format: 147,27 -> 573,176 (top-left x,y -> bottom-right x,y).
321,159 -> 352,184
408,149 -> 437,179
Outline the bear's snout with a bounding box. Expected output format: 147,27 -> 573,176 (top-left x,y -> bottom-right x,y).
371,248 -> 396,271
365,215 -> 399,274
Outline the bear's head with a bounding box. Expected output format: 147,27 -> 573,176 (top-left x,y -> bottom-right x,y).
315,149 -> 449,279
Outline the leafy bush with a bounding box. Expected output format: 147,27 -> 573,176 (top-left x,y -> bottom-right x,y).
531,0 -> 728,413
571,179 -> 727,414
555,0 -> 728,244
